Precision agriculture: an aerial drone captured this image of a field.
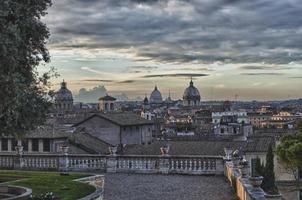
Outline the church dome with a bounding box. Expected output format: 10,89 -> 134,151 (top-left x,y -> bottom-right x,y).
55,81 -> 73,101
183,79 -> 200,101
150,86 -> 163,103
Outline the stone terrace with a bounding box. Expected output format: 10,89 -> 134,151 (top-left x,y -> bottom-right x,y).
103,173 -> 236,200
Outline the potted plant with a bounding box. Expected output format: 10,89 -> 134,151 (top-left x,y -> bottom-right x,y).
60,145 -> 69,155
249,176 -> 264,191
160,144 -> 170,156
232,150 -> 241,167
224,147 -> 233,160
109,146 -> 117,155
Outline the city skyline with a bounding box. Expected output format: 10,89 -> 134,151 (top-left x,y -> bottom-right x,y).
43,0 -> 302,100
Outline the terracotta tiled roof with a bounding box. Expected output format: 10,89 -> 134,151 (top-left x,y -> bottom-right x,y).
74,113 -> 154,127
123,140 -> 246,156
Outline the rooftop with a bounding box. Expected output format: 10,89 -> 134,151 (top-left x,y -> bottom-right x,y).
74,113 -> 154,127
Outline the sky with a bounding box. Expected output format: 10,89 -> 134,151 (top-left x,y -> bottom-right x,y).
42,0 -> 302,101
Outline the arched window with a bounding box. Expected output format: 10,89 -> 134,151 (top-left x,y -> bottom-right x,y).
105,103 -> 109,111
110,103 -> 114,110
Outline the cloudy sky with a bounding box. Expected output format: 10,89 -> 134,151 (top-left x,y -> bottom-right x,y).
43,0 -> 302,101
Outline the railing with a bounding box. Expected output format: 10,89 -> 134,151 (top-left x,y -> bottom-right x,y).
0,153 -> 224,175
22,154 -> 59,170
68,154 -> 106,171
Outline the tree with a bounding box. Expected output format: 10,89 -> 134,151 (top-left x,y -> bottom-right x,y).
276,121 -> 302,189
0,0 -> 53,137
252,157 -> 264,177
262,144 -> 278,193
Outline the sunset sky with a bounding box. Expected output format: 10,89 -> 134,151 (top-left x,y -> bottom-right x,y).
42,0 -> 302,101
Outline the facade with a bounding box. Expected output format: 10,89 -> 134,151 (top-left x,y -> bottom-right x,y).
183,79 -> 201,107
73,113 -> 154,146
54,80 -> 73,113
0,125 -> 69,154
99,94 -> 116,112
248,112 -> 272,128
212,111 -> 250,124
149,86 -> 163,104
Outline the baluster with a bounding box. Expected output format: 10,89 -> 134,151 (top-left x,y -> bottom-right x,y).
180,160 -> 183,170
189,160 -> 192,171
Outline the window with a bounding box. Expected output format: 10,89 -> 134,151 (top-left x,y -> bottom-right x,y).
32,139 -> 39,152
22,140 -> 28,151
1,139 -> 8,151
221,128 -> 225,134
251,158 -> 258,176
11,138 -> 18,150
43,139 -> 50,152
136,126 -> 139,131
123,127 -> 126,131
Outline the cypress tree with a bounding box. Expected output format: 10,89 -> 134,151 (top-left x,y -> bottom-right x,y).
262,144 -> 278,193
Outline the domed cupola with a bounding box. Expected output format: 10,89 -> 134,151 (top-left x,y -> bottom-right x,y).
150,86 -> 163,103
183,79 -> 201,107
143,94 -> 149,105
55,80 -> 73,112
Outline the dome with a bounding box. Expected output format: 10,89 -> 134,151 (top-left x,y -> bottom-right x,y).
55,81 -> 73,101
143,94 -> 149,104
150,86 -> 163,103
183,80 -> 200,104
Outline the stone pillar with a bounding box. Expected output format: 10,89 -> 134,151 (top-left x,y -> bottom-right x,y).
38,139 -> 43,152
59,146 -> 69,174
7,139 -> 12,152
106,156 -> 117,173
107,147 -> 117,173
28,139 -> 32,153
215,158 -> 225,175
159,156 -> 170,174
14,145 -> 24,169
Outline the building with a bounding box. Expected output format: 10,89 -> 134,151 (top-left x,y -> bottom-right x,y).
73,113 -> 154,146
149,86 -> 163,104
212,111 -> 250,124
54,80 -> 73,113
248,112 -> 272,128
98,94 -> 116,112
183,79 -> 201,107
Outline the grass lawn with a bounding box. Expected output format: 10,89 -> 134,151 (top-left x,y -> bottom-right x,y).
0,170 -> 96,200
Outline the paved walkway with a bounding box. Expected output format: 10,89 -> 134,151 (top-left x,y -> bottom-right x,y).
103,173 -> 236,200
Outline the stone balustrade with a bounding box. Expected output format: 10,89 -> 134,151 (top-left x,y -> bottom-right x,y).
224,160 -> 282,200
0,153 -> 224,175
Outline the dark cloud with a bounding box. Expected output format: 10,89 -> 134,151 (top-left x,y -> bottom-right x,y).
142,73 -> 209,78
177,67 -> 214,71
239,65 -> 293,70
240,72 -> 284,76
129,66 -> 158,70
46,0 -> 302,65
117,80 -> 136,83
82,79 -> 137,84
81,79 -> 114,82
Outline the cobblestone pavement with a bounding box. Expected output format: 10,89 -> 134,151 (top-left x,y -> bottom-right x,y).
103,173 -> 236,200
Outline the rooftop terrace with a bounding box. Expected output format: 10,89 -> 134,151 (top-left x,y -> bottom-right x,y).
103,173 -> 236,200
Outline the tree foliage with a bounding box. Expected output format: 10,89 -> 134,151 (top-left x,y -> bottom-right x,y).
0,0 -> 53,137
276,120 -> 302,188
